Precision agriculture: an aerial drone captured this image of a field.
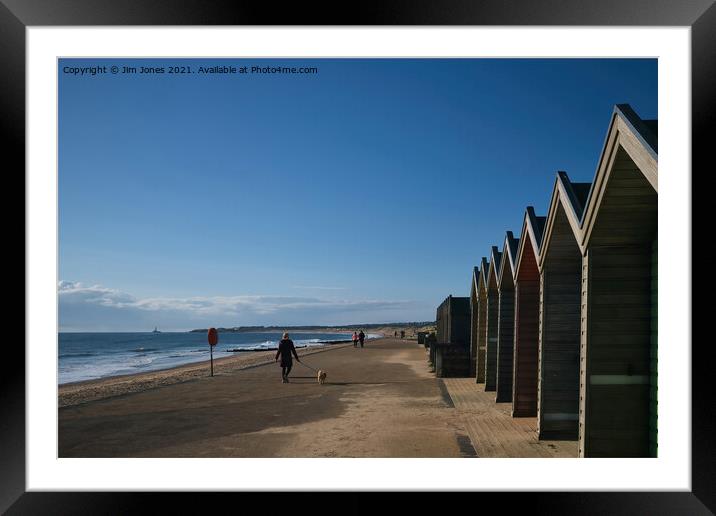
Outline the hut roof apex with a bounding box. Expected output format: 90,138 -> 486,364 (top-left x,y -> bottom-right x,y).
514,206 -> 546,278
578,104 -> 658,248
477,257 -> 490,291
614,103 -> 657,156
538,172 -> 591,270
488,247 -> 502,285
498,231 -> 520,287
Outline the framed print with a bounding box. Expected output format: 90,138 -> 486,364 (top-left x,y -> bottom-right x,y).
5,0 -> 714,513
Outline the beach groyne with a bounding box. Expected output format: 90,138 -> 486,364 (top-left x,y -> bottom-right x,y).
225,339 -> 352,352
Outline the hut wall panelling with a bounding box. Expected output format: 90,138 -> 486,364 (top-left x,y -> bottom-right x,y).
512,228 -> 542,418
476,284 -> 488,384
579,245 -> 652,457
538,257 -> 582,440
449,297 -> 471,346
650,238 -> 658,457
485,286 -> 500,391
470,284 -> 479,377
513,278 -> 540,416
496,287 -> 516,402
578,253 -> 590,457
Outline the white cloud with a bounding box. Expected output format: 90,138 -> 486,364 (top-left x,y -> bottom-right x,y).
290,285 -> 346,290
58,281 -> 427,331
58,281 -> 136,306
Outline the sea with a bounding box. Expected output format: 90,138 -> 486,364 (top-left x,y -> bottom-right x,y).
58,331 -> 378,385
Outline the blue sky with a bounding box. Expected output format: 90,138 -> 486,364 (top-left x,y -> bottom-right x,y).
59,58 -> 657,331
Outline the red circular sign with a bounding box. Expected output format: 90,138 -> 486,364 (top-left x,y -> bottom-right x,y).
208,327 -> 218,346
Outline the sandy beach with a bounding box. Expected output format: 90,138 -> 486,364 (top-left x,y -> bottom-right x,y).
59,337 -> 474,457
59,336 -> 575,458
58,341 -> 359,408
58,328 -> 430,407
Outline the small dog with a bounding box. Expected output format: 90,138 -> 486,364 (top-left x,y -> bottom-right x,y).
317,370 -> 327,385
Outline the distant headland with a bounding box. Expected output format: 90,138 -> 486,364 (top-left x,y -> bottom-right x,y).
189,322 -> 434,333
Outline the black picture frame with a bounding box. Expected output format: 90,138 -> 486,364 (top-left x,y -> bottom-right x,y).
5,1 -> 713,513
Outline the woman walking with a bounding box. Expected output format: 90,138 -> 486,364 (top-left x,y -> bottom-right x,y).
352,331 -> 359,348
275,332 -> 300,383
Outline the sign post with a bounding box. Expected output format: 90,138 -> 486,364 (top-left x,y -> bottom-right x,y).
207,327 -> 218,377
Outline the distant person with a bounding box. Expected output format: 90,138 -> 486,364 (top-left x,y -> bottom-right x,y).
275,332 -> 300,383
352,331 -> 359,348
358,330 -> 365,348
394,331 -> 398,338
400,330 -> 405,339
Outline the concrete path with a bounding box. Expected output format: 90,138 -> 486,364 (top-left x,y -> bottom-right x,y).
442,378 -> 578,458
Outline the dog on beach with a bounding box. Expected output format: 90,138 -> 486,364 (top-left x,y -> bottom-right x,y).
317,370 -> 327,385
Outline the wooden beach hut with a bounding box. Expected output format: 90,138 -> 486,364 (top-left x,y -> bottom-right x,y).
512,207 -> 546,417
469,266 -> 480,378
432,295 -> 471,377
484,247 -> 502,392
474,258 -> 490,384
576,104 -> 658,457
537,171 -> 591,440
495,231 -> 519,403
